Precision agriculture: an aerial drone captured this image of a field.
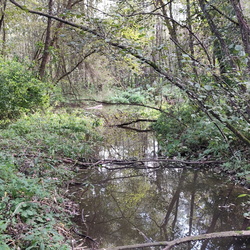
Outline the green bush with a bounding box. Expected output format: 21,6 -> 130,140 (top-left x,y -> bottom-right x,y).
109,88 -> 146,104
153,105 -> 230,158
0,58 -> 49,120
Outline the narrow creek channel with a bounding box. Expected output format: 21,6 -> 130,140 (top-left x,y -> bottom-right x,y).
70,120 -> 250,249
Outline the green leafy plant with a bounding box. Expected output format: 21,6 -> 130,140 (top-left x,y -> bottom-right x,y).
0,108 -> 103,248
0,58 -> 49,121
109,88 -> 146,104
0,156 -> 72,249
153,104 -> 230,158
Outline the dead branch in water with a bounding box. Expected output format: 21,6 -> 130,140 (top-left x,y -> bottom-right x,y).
69,158 -> 224,169
109,118 -> 156,132
106,230 -> 250,250
13,153 -> 224,169
111,126 -> 152,132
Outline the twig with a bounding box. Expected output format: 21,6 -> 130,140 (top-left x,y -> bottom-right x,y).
72,227 -> 96,243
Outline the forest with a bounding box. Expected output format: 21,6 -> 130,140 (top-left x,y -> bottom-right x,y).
0,0 -> 250,248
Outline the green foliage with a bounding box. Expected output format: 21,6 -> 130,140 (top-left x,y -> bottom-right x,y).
153,105 -> 230,158
0,156 -> 71,249
0,58 -> 49,121
0,109 -> 103,248
108,88 -> 146,104
0,110 -> 102,159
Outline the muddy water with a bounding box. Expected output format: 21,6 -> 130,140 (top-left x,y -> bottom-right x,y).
71,126 -> 250,249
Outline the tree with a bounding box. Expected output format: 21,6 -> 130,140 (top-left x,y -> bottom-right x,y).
7,0 -> 250,148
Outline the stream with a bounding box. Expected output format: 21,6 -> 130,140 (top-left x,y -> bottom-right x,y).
70,119 -> 250,249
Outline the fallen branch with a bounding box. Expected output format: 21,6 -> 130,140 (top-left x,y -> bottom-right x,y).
111,119 -> 157,126
106,230 -> 250,250
110,118 -> 156,132
75,158 -> 224,167
72,227 -> 96,243
12,154 -> 224,167
112,126 -> 152,132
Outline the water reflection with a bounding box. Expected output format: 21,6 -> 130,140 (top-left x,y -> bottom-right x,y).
71,128 -> 250,249
71,166 -> 250,249
98,127 -> 158,159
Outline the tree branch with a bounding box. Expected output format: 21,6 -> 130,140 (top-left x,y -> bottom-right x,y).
81,98 -> 189,128
210,4 -> 239,26
107,230 -> 250,250
55,50 -> 97,84
111,118 -> 157,127
119,9 -> 212,66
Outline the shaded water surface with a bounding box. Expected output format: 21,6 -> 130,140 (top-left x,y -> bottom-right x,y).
71,127 -> 250,249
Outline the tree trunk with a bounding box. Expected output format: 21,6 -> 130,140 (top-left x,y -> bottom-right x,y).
198,0 -> 235,74
158,0 -> 183,71
230,0 -> 250,71
186,0 -> 198,78
0,0 -> 7,56
39,0 -> 53,79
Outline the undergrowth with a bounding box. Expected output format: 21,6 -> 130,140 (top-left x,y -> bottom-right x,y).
153,104 -> 248,159
0,109 -> 103,249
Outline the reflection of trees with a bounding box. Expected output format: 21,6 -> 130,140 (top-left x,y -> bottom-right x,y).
71,166 -> 250,248
160,170 -> 185,241
99,127 -> 157,159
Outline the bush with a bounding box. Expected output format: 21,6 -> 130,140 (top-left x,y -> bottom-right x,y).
109,88 -> 146,104
0,58 -> 49,120
153,105 -> 230,158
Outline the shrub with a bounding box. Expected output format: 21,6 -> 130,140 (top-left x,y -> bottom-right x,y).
0,58 -> 49,120
153,105 -> 230,158
109,88 -> 146,104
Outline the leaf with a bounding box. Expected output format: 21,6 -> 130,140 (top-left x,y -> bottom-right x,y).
235,44 -> 243,51
238,194 -> 249,198
0,220 -> 8,231
0,244 -> 10,250
204,85 -> 212,91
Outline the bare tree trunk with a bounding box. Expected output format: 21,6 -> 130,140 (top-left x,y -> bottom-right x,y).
186,0 -> 198,79
0,0 -> 6,30
0,0 -> 7,56
39,0 -> 53,79
198,0 -> 235,74
230,0 -> 250,71
158,0 -> 183,71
